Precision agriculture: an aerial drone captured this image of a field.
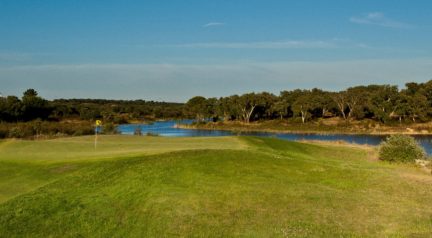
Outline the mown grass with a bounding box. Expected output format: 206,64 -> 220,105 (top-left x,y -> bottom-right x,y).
0,136 -> 431,237
0,136 -> 246,203
0,135 -> 247,162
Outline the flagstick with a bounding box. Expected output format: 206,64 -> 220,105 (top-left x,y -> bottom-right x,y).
95,126 -> 98,149
94,120 -> 102,149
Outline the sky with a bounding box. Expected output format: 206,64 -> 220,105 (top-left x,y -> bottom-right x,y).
1,0 -> 432,102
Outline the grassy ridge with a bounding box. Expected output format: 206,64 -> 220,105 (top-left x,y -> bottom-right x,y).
0,136 -> 246,203
0,136 -> 431,237
0,136 -> 247,162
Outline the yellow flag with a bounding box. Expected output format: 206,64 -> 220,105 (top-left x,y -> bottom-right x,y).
95,120 -> 102,126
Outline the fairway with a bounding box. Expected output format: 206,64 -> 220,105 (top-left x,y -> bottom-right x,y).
0,136 -> 431,237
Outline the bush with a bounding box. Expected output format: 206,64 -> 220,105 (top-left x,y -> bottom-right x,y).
0,130 -> 7,138
379,134 -> 426,163
0,121 -> 94,139
8,127 -> 25,138
146,132 -> 159,136
133,126 -> 142,136
102,122 -> 118,134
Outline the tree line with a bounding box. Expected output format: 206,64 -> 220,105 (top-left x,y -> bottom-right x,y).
0,89 -> 184,123
2,79 -> 432,126
185,80 -> 432,124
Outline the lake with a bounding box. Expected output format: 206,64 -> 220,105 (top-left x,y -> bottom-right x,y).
117,120 -> 432,155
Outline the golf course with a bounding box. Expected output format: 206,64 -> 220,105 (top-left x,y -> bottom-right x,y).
0,135 -> 431,237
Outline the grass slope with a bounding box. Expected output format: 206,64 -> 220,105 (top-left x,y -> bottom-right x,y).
0,136 -> 246,203
0,136 -> 431,237
0,135 -> 247,162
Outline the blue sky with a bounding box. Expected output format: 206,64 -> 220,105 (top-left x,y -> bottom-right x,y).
1,0 -> 432,101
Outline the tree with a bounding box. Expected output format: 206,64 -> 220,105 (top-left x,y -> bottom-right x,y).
331,91 -> 348,120
21,89 -> 51,121
271,99 -> 288,120
414,80 -> 432,118
23,88 -> 38,98
216,97 -> 235,121
345,86 -> 369,119
3,96 -> 23,121
226,95 -> 242,121
185,96 -> 208,121
205,97 -> 218,121
406,93 -> 428,122
368,85 -> 399,123
0,96 -> 8,121
292,90 -> 314,123
405,82 -> 421,95
309,88 -> 334,118
238,93 -> 257,123
253,92 -> 277,120
392,92 -> 410,124
280,89 -> 304,118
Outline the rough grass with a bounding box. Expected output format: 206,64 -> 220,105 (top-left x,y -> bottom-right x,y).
0,136 -> 431,237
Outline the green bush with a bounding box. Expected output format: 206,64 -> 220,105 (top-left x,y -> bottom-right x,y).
379,134 -> 426,163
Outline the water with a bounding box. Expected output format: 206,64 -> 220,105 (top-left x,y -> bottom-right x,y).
117,120 -> 232,137
117,120 -> 432,155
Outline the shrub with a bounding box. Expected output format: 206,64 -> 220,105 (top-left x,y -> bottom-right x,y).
379,134 -> 426,163
0,124 -> 8,139
8,127 -> 25,138
113,116 -> 128,124
0,121 -> 94,139
133,126 -> 142,136
102,122 -> 118,134
146,132 -> 159,136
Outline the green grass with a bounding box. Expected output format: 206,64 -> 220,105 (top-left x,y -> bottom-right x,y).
0,135 -> 247,162
0,136 -> 246,203
0,136 -> 431,237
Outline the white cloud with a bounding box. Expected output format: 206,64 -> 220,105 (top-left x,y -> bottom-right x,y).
350,12 -> 413,28
1,59 -> 431,102
203,22 -> 225,28
166,40 -> 336,49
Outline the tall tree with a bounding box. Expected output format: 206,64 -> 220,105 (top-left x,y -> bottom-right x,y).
21,89 -> 51,121
331,91 -> 347,120
185,96 -> 208,121
271,99 -> 288,120
239,93 -> 257,123
280,89 -> 304,118
206,97 -> 218,121
309,88 -> 334,118
23,88 -> 38,98
237,93 -> 269,123
216,97 -> 230,121
368,85 -> 399,123
406,93 -> 429,122
254,92 -> 277,120
345,86 -> 369,119
292,90 -> 314,123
